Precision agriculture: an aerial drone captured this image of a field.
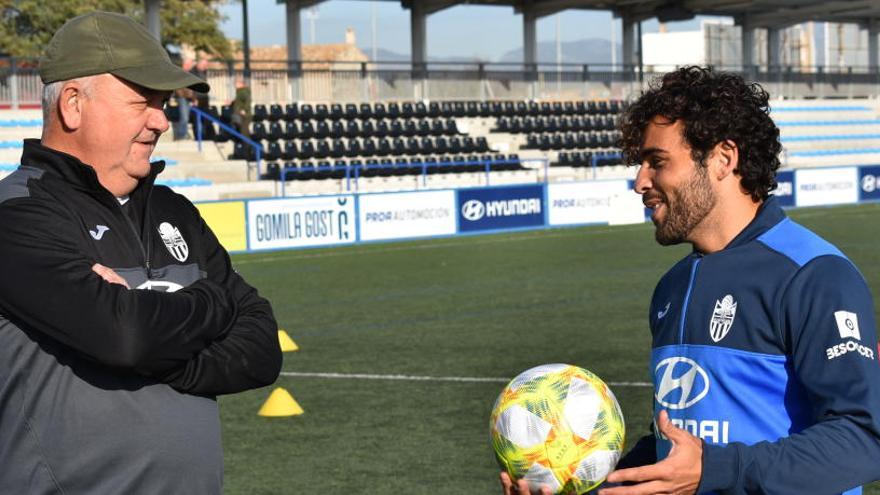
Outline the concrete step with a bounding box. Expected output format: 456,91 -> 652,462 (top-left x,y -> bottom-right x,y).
784,152 -> 880,168
782,139 -> 880,151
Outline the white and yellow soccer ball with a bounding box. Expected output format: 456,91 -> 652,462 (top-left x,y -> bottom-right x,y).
490,364 -> 625,494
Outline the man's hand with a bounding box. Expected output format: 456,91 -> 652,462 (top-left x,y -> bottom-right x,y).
500,472 -> 553,495
599,410 -> 701,495
92,263 -> 130,289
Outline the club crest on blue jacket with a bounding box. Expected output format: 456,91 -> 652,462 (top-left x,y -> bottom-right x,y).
709,295 -> 737,342
158,222 -> 189,262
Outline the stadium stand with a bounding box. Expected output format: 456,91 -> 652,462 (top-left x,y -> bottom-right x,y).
3,98 -> 880,200
192,99 -> 629,194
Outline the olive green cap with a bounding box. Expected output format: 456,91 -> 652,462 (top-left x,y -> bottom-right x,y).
39,11 -> 209,93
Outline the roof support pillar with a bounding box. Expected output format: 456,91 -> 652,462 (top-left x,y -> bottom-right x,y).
411,2 -> 427,70
741,26 -> 755,68
143,0 -> 161,40
286,1 -> 302,64
868,20 -> 879,71
286,0 -> 303,100
768,26 -> 781,69
622,14 -> 636,69
523,2 -> 537,69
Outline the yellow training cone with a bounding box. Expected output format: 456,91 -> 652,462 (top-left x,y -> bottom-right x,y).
258,387 -> 304,417
278,330 -> 299,352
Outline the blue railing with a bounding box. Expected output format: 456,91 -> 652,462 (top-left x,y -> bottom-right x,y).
191,107 -> 263,177
278,158 -> 542,197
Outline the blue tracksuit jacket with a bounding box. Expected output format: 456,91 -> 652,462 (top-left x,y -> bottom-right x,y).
624,196 -> 880,494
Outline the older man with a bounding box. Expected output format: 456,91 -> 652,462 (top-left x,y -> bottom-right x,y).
0,12 -> 281,493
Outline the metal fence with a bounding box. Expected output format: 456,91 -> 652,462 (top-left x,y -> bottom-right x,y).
2,58 -> 879,109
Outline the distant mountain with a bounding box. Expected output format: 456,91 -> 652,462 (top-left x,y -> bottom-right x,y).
360,38 -> 619,65
499,38 -> 619,64
362,47 -> 486,64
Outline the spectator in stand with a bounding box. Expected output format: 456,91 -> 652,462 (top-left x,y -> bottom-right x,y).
230,78 -> 252,139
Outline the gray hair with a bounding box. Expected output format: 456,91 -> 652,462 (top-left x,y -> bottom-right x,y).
41,76 -> 97,123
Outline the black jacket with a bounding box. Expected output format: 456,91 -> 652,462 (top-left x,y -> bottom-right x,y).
0,139 -> 281,394
0,139 -> 282,492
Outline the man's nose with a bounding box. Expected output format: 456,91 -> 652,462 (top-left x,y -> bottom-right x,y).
633,164 -> 652,194
148,106 -> 170,134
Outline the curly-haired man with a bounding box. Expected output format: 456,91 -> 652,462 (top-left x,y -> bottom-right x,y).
603,67 -> 880,494
499,67 -> 880,495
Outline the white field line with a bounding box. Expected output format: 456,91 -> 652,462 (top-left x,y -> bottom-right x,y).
234,224 -> 649,265
280,371 -> 652,387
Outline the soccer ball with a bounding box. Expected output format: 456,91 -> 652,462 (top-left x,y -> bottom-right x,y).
490,364 -> 625,494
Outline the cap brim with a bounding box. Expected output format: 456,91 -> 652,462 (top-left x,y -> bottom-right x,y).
112,59 -> 209,93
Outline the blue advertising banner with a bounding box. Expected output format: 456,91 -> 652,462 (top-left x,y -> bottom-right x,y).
458,185 -> 545,232
772,170 -> 795,207
859,166 -> 880,201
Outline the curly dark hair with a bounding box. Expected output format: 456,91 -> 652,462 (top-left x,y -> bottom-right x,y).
619,66 -> 781,201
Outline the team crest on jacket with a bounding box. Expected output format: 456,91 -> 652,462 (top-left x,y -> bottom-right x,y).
709,295 -> 737,342
158,222 -> 189,262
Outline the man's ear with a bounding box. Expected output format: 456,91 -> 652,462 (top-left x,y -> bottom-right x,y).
57,82 -> 86,131
711,140 -> 739,181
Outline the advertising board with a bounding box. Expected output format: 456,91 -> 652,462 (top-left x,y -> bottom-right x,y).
770,170 -> 795,207
359,190 -> 457,241
457,185 -> 544,233
196,201 -> 247,252
859,165 -> 880,202
795,167 -> 859,207
247,195 -> 356,250
547,180 -> 630,226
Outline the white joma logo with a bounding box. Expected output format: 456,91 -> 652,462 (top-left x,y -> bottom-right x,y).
89,225 -> 110,240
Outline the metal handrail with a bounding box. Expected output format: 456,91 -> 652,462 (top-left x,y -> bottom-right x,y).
277,158 -> 542,197
191,106 -> 263,178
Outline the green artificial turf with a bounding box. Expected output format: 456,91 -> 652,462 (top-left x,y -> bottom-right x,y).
221,202 -> 880,494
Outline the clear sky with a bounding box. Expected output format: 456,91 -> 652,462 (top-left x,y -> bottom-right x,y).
219,0 -> 714,61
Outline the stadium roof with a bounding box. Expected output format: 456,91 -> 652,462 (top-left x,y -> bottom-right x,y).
376,0 -> 880,25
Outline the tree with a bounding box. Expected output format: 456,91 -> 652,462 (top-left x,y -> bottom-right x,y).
0,0 -> 231,59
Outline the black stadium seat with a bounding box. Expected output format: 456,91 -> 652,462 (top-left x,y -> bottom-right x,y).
359,103 -> 373,120
300,121 -> 315,139
345,103 -> 358,120
315,104 -> 329,120
282,140 -> 298,160
262,161 -> 281,181
268,104 -> 284,122
284,103 -> 299,121
387,102 -> 400,120
299,104 -> 314,120
251,122 -> 267,141
329,103 -> 344,120
428,102 -> 441,118
264,141 -> 282,161
284,122 -> 298,140
345,120 -> 361,138
414,102 -> 428,119
299,140 -> 315,160
253,104 -> 268,122
267,122 -> 283,141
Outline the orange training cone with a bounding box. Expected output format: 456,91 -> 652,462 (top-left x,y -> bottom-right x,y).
258,387 -> 304,417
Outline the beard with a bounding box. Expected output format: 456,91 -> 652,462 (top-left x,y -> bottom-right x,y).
653,165 -> 717,246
